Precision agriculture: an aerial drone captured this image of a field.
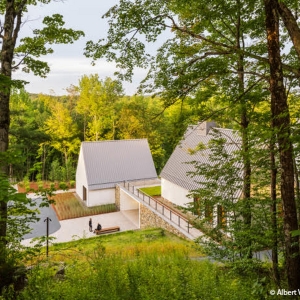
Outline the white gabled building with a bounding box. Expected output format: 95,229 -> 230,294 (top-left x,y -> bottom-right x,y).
76,139 -> 157,207
160,121 -> 242,224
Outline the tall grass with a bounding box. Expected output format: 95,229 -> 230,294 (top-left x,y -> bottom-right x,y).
17,229 -> 270,300
20,250 -> 259,300
51,193 -> 117,220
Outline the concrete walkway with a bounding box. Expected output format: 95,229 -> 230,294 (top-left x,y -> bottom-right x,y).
20,190 -> 139,247
21,210 -> 139,247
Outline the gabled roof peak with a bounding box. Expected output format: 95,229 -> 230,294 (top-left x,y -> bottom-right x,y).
82,138 -> 147,144
195,121 -> 217,136
80,139 -> 157,190
160,123 -> 241,194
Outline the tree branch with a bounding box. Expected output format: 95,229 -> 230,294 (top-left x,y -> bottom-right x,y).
277,1 -> 300,62
166,15 -> 300,78
13,0 -> 28,44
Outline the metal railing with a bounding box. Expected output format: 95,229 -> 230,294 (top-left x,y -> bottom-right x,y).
121,181 -> 192,234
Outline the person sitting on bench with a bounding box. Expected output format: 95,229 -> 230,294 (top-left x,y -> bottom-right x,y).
95,223 -> 102,232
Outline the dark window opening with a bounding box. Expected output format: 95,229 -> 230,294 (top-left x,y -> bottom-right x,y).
83,186 -> 87,201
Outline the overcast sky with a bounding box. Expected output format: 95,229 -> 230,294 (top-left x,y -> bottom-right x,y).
14,0 -> 149,96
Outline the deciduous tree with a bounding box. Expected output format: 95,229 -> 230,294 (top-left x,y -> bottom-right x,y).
0,0 -> 84,270
44,101 -> 80,175
75,75 -> 123,141
264,0 -> 300,289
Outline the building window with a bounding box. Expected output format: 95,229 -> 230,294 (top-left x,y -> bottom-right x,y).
217,205 -> 226,228
83,186 -> 87,201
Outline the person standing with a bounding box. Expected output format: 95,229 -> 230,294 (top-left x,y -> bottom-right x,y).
89,218 -> 92,232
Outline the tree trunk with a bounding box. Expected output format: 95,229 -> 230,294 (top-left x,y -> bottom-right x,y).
264,0 -> 300,290
236,0 -> 252,259
270,137 -> 280,286
293,156 -> 300,230
0,0 -> 18,265
42,143 -> 46,181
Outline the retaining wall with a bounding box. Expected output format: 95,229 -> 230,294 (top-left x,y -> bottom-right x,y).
139,204 -> 187,239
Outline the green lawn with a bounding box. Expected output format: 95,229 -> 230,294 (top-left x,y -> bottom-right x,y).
139,185 -> 161,196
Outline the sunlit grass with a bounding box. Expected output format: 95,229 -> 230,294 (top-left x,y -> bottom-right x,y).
139,186 -> 161,196
28,228 -> 204,265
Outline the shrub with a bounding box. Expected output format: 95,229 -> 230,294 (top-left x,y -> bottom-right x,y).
69,180 -> 75,188
59,182 -> 68,190
23,175 -> 30,192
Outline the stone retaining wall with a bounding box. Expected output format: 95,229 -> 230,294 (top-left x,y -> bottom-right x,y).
140,204 -> 187,239
115,185 -> 120,211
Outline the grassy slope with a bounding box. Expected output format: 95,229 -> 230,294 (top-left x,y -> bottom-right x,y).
20,229 -> 262,300
44,228 -> 203,263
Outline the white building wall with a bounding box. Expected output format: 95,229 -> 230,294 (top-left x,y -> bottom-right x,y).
120,189 -> 140,210
161,178 -> 191,207
88,188 -> 116,207
75,146 -> 88,201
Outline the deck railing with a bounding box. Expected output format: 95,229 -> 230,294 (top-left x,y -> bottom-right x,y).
120,181 -> 192,234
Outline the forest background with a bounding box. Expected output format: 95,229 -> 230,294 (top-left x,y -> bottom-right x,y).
2,0 -> 300,295
9,77 -> 200,183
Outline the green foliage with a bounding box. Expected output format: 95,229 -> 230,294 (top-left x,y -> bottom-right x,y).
14,13 -> 84,77
116,95 -> 194,172
48,160 -> 62,182
58,182 -> 68,190
291,229 -> 300,237
75,74 -> 124,141
187,129 -> 277,265
10,89 -> 50,181
69,180 -> 75,188
85,0 -> 170,81
36,93 -> 80,182
0,75 -> 28,93
44,100 -> 81,163
0,171 -> 50,294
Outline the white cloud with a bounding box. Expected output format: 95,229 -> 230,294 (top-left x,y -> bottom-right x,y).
45,57 -> 116,75
14,56 -> 147,96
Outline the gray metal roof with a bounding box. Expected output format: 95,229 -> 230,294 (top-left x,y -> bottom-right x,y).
160,122 -> 242,198
81,139 -> 157,190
